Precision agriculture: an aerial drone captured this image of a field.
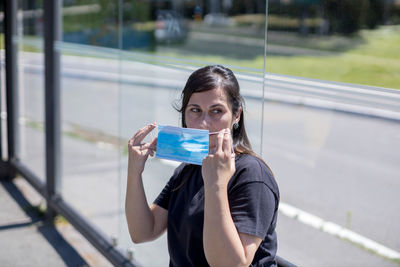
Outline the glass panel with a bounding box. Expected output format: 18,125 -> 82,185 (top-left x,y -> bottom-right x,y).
264,1 -> 400,265
118,1 -> 267,265
8,0 -> 399,265
60,0 -> 122,242
0,2 -> 4,160
16,0 -> 45,179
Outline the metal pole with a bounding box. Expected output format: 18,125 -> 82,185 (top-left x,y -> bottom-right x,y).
44,0 -> 61,222
0,2 -> 3,163
3,0 -> 18,179
0,39 -> 6,176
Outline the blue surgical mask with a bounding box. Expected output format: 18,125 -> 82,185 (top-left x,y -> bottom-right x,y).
156,125 -> 209,165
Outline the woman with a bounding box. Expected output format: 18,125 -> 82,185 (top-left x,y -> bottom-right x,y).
126,65 -> 280,266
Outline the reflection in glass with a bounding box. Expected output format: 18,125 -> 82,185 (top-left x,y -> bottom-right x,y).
60,0 -> 122,252
266,0 -> 400,89
17,0 -> 46,179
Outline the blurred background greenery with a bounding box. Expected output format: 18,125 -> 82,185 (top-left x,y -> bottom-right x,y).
4,0 -> 399,89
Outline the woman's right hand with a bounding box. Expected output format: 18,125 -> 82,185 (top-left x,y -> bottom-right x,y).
128,123 -> 157,176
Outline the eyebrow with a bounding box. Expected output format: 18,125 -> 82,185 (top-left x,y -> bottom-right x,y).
210,104 -> 225,108
187,103 -> 225,108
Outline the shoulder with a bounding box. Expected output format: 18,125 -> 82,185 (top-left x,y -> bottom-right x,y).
230,154 -> 279,197
234,153 -> 273,182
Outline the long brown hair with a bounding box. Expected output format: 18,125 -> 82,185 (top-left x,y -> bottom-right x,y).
177,65 -> 255,154
173,65 -> 272,190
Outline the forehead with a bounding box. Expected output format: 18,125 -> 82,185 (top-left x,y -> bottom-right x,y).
188,87 -> 229,106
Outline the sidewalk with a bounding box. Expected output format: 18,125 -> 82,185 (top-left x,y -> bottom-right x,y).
0,176 -> 111,267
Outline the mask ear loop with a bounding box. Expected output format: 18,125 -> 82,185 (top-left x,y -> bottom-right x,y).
209,130 -> 235,155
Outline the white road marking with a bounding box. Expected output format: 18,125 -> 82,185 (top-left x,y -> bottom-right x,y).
279,202 -> 400,260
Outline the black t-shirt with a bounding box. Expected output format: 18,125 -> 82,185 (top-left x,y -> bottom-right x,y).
154,154 -> 280,267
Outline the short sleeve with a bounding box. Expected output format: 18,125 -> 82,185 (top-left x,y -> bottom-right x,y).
153,177 -> 173,210
153,163 -> 186,210
229,182 -> 277,239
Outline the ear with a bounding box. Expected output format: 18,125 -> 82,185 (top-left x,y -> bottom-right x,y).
235,106 -> 242,123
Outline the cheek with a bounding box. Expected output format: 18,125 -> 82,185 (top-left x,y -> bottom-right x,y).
215,114 -> 233,128
185,114 -> 199,128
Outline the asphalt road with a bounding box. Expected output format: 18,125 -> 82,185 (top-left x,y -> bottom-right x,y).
7,52 -> 400,266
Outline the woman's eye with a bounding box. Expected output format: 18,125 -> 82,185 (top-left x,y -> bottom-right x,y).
191,108 -> 200,113
211,109 -> 222,114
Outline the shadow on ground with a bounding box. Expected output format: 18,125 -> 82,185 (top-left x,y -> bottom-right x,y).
1,179 -> 87,267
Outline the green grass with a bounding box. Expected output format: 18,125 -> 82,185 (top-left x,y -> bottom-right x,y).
159,25 -> 400,89
267,25 -> 400,89
267,53 -> 400,89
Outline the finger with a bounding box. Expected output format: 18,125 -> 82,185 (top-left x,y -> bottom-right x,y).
222,129 -> 231,155
140,142 -> 156,151
132,137 -> 157,152
134,123 -> 156,141
202,154 -> 212,164
221,135 -> 227,152
132,123 -> 156,146
149,148 -> 155,157
216,130 -> 224,153
141,146 -> 155,157
149,137 -> 158,151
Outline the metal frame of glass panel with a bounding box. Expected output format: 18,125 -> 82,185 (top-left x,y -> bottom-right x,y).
0,0 -> 294,266
1,0 -> 139,266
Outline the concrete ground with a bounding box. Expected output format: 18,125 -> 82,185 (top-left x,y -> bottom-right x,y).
0,176 -> 111,267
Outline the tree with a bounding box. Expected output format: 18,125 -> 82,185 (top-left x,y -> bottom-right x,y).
323,0 -> 368,35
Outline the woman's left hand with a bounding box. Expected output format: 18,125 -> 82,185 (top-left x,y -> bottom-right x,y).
202,128 -> 235,189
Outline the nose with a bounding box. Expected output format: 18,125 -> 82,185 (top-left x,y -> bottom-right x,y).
199,114 -> 211,130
